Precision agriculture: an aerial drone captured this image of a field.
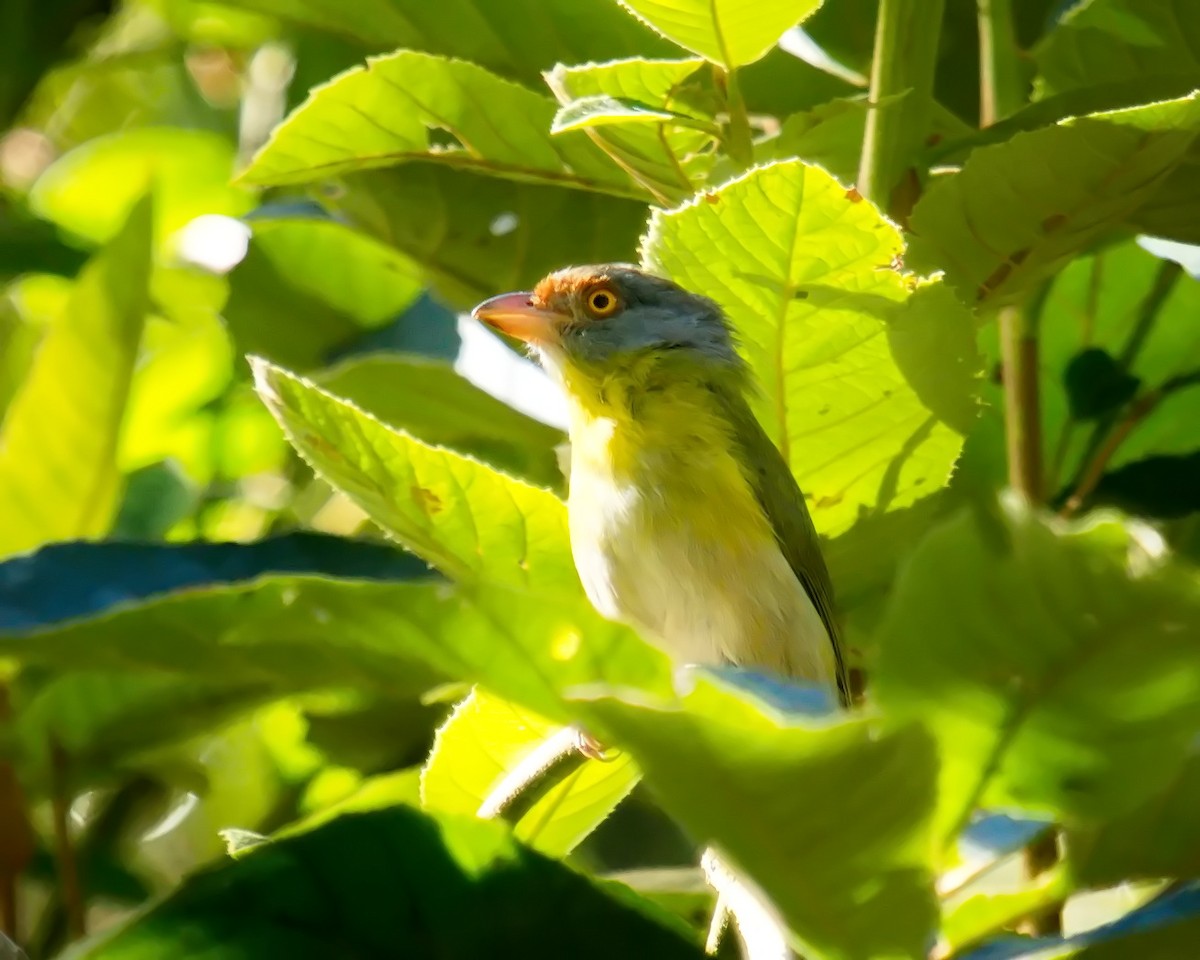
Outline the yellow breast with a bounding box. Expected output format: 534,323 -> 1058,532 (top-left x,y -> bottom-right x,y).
563,378 -> 835,684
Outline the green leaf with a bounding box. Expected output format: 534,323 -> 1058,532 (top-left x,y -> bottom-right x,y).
737,45 -> 859,117
283,769 -> 423,834
1068,749 -> 1200,887
764,96 -> 876,184
224,218 -> 424,370
331,166 -> 647,307
219,0 -> 675,88
1068,902 -> 1200,960
823,493 -> 956,659
582,675 -> 938,960
422,688 -> 638,857
551,96 -> 681,131
251,360 -> 678,721
1034,0 -> 1200,99
908,93 -> 1200,306
0,577 -> 445,697
66,806 -> 706,959
1131,153 -> 1200,244
873,503 -> 1200,847
545,58 -> 716,204
242,51 -> 639,198
316,353 -> 565,489
4,672 -> 277,795
641,160 -> 979,537
941,866 -> 1072,956
252,359 -> 578,592
30,129 -> 253,247
0,195 -> 153,559
0,533 -> 427,631
604,867 -> 712,927
0,573 -> 672,727
617,0 -> 824,67
0,274 -> 65,421
118,271 -> 248,484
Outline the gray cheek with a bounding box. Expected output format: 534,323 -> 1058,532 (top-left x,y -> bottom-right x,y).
564,322 -> 619,364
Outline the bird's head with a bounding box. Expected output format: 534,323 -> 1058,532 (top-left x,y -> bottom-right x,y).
471,265 -> 743,387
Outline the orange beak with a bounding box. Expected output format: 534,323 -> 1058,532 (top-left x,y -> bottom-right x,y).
471,292 -> 564,345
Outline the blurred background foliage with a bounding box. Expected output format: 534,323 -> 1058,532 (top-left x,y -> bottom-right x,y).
0,0 -> 1198,958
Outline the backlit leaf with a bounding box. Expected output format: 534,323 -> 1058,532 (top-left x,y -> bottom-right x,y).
642,159 -> 979,536
242,51 -> 640,198
617,0 -> 824,68
545,58 -> 716,204
0,195 -> 153,558
422,688 -> 638,857
252,359 -> 577,592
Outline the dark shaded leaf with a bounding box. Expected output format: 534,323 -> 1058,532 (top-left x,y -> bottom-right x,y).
1063,347 -> 1141,420
1035,0 -> 1200,99
220,0 -> 675,88
1089,452 -> 1200,520
65,806 -> 706,959
0,533 -> 428,631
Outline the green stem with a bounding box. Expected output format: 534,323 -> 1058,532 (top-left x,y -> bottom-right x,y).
30,777 -> 166,959
999,304 -> 1043,503
1061,371 -> 1200,517
0,685 -> 34,945
477,727 -> 587,825
48,740 -> 85,943
977,0 -> 1023,127
857,0 -> 946,215
721,67 -> 754,170
1120,260 -> 1181,367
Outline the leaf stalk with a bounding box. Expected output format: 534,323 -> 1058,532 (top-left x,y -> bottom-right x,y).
857,0 -> 946,215
977,0 -> 1023,126
999,304 -> 1043,503
720,67 -> 754,169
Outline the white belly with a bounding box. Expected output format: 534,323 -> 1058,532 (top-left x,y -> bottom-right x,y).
569,474 -> 836,687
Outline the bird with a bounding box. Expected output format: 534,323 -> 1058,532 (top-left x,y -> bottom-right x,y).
471,264 -> 848,705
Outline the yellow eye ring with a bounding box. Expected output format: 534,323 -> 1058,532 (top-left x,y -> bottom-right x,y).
584,287 -> 620,318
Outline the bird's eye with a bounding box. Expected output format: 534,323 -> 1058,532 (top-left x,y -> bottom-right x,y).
584,287 -> 620,318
